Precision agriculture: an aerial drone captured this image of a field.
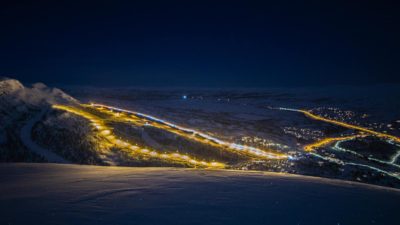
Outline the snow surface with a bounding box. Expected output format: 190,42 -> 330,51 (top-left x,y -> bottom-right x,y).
0,163 -> 399,225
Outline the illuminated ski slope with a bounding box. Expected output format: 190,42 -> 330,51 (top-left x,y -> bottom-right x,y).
52,105 -> 225,168
89,103 -> 289,160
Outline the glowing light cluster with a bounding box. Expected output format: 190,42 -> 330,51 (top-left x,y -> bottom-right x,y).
89,103 -> 288,160
52,104 -> 225,169
279,107 -> 400,143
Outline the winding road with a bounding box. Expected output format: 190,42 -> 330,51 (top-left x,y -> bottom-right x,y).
20,109 -> 68,163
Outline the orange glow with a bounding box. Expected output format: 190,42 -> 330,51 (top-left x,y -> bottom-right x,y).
52,104 -> 225,169
304,134 -> 362,152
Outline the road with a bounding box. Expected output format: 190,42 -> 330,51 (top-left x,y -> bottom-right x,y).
20,109 -> 68,163
303,134 -> 362,152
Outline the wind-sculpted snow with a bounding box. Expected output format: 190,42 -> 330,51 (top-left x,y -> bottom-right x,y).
0,163 -> 399,225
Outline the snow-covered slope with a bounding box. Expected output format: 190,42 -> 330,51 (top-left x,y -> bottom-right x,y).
0,163 -> 399,225
0,77 -> 24,94
0,77 -> 76,107
0,77 -> 77,162
0,77 -> 76,125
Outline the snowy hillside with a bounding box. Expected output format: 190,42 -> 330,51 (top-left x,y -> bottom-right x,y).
0,77 -> 76,162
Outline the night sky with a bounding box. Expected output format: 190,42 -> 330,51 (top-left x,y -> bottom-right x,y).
1,1 -> 399,87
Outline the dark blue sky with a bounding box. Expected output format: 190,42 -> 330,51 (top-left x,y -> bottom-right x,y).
1,1 -> 399,87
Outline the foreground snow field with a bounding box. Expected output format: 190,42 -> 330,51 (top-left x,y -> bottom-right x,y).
0,163 -> 399,225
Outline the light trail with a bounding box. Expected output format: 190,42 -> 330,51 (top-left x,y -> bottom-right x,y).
332,139 -> 364,157
389,150 -> 400,164
52,105 -> 225,169
309,152 -> 400,181
368,157 -> 400,169
303,135 -> 361,152
388,141 -> 400,164
88,103 -> 289,160
279,107 -> 400,143
332,138 -> 400,169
